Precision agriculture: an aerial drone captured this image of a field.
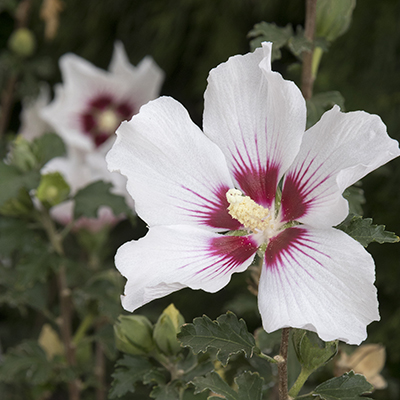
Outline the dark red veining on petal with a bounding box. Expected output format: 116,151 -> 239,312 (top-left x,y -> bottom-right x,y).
81,114 -> 96,132
116,103 -> 133,119
178,185 -> 241,231
280,155 -> 330,222
197,234 -> 258,277
265,227 -> 326,274
90,95 -> 113,110
228,121 -> 281,207
234,163 -> 279,208
230,134 -> 280,207
79,93 -> 136,147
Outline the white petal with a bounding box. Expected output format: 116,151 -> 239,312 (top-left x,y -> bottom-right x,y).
258,226 -> 379,345
281,105 -> 400,227
18,84 -> 53,140
115,225 -> 258,312
109,41 -> 165,105
203,42 -> 306,207
107,96 -> 240,231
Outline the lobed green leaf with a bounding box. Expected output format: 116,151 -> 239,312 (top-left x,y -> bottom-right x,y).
336,215 -> 399,247
109,354 -> 157,398
178,312 -> 255,366
300,371 -> 373,400
193,371 -> 263,400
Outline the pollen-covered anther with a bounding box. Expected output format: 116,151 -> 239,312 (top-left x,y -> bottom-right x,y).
226,188 -> 273,232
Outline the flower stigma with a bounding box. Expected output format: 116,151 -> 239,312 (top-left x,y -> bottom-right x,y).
226,188 -> 275,233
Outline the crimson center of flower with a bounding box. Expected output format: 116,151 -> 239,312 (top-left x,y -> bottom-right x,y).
80,95 -> 135,147
226,188 -> 276,234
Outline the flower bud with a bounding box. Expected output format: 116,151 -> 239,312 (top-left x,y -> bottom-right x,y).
8,28 -> 36,57
153,304 -> 185,356
114,315 -> 154,355
316,0 -> 356,42
36,172 -> 70,208
8,136 -> 38,172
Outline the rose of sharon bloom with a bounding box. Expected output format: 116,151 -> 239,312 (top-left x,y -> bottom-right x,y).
106,42 -> 400,345
41,41 -> 164,153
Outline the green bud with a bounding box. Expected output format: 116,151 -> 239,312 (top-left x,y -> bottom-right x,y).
114,315 -> 154,355
8,28 -> 36,57
316,0 -> 356,42
36,172 -> 70,208
153,304 -> 185,356
8,136 -> 38,172
0,187 -> 33,216
292,329 -> 338,373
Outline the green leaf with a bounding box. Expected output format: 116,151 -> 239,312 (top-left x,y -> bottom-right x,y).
235,372 -> 263,400
193,371 -> 236,400
342,185 -> 365,216
178,312 -> 255,366
303,371 -> 373,400
109,354 -> 155,399
73,180 -> 131,219
292,329 -> 337,373
336,215 -> 399,247
150,382 -> 181,400
306,91 -> 345,129
0,340 -> 53,385
32,133 -> 66,168
0,216 -> 37,257
248,22 -> 293,60
193,371 -> 263,400
179,350 -> 214,382
0,162 -> 40,207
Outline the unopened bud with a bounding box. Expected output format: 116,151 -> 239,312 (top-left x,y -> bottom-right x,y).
36,172 -> 70,208
8,28 -> 36,57
153,304 -> 185,356
114,315 -> 154,356
8,136 -> 37,172
316,0 -> 356,42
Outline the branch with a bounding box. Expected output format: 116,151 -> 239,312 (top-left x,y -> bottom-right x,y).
301,0 -> 318,100
277,328 -> 290,400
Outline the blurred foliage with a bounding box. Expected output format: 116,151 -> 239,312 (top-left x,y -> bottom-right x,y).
1,0 -> 400,399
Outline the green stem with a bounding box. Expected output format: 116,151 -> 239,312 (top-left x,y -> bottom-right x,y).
288,368 -> 313,398
73,313 -> 96,345
256,351 -> 279,364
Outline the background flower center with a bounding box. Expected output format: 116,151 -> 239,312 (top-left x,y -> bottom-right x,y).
80,94 -> 135,147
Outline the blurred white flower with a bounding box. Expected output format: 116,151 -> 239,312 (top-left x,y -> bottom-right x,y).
41,41 -> 164,153
18,42 -> 163,230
